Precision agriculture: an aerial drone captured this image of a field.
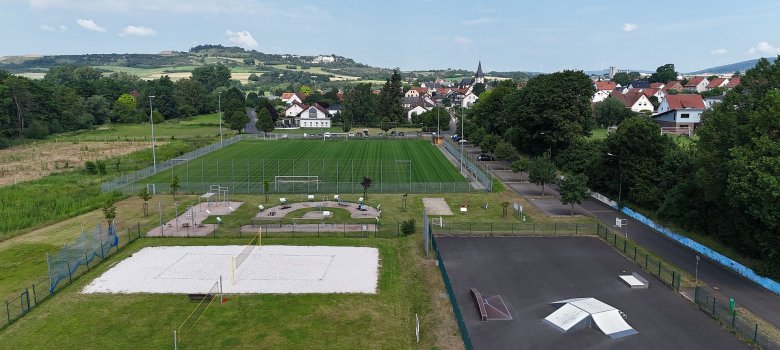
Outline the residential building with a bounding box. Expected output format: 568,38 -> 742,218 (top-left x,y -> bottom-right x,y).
704,95 -> 724,109
706,78 -> 729,90
627,80 -> 650,89
609,90 -> 654,112
684,77 -> 709,93
664,81 -> 684,92
654,94 -> 706,131
298,104 -> 331,128
593,81 -> 618,103
281,92 -> 305,105
725,77 -> 741,89
461,91 -> 479,108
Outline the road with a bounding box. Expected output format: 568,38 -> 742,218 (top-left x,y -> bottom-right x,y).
462,144 -> 780,328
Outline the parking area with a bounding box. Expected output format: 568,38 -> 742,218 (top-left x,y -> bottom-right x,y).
435,236 -> 747,350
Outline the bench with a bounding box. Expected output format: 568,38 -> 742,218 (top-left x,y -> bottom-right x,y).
182,222 -> 190,228
470,288 -> 488,322
188,293 -> 214,302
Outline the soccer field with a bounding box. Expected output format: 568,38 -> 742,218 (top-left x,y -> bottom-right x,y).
140,139 -> 467,194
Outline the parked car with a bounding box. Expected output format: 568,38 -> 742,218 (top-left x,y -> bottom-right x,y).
281,134 -> 288,139
478,154 -> 495,161
348,132 -> 355,137
324,132 -> 331,139
398,132 -> 405,136
390,131 -> 397,136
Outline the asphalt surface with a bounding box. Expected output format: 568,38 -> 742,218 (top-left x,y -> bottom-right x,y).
467,143 -> 780,328
436,236 -> 748,350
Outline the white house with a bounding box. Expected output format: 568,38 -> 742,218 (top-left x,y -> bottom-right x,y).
461,92 -> 479,108
609,90 -> 654,113
654,94 -> 706,131
407,105 -> 432,122
298,104 -> 331,128
404,89 -> 420,98
704,95 -> 724,109
684,77 -> 709,93
281,92 -> 304,105
284,102 -> 306,118
592,90 -> 611,103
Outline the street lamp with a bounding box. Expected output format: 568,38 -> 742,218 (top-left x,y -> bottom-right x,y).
148,95 -> 157,173
539,131 -> 552,157
606,152 -> 622,207
218,91 -> 223,147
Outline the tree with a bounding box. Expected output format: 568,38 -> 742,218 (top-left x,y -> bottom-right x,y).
222,87 -> 247,131
256,107 -> 274,133
480,134 -> 500,155
84,95 -> 112,125
191,64 -> 232,92
340,83 -> 378,127
263,180 -> 270,203
379,117 -> 391,132
558,173 -> 589,215
170,175 -> 180,200
511,159 -> 530,182
138,187 -> 152,217
145,75 -> 178,119
173,78 -> 208,117
494,140 -> 517,160
501,201 -> 510,218
378,70 -> 404,124
113,93 -> 140,123
594,97 -> 636,127
650,64 -> 679,84
611,72 -> 632,86
361,176 -> 373,200
102,200 -> 117,228
299,85 -> 312,95
472,83 -> 486,96
527,156 -> 556,196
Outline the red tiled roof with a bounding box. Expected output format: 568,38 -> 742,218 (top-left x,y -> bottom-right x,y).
725,77 -> 740,88
281,92 -> 294,99
595,81 -> 617,91
707,78 -> 728,89
685,77 -> 706,87
414,87 -> 429,94
664,81 -> 684,91
609,90 -> 646,107
665,94 -> 705,110
650,83 -> 665,89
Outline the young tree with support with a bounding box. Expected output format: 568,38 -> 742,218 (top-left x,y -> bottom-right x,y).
170,175 -> 180,200
361,176 -> 373,200
102,200 -> 117,228
138,187 -> 152,217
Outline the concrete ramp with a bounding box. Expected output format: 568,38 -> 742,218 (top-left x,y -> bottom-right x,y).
592,310 -> 639,339
545,297 -> 637,339
544,303 -> 590,332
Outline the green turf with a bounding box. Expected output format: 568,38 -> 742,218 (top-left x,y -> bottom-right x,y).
0,237 -> 437,349
55,114 -> 231,141
143,139 -> 466,185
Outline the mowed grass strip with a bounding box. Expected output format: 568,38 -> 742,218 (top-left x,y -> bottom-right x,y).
145,139 -> 466,184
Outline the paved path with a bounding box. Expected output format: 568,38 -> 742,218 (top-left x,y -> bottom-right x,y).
254,200 -> 379,220
147,201 -> 244,237
465,141 -> 780,328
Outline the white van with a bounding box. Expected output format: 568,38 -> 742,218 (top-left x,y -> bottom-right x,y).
324,132 -> 331,139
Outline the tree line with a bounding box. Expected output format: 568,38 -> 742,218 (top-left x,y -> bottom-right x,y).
460,59 -> 780,278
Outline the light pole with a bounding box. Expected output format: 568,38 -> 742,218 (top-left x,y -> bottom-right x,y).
460,106 -> 464,173
158,200 -> 166,236
695,255 -> 700,285
218,91 -> 223,147
606,152 -> 623,207
436,106 -> 440,136
148,95 -> 157,173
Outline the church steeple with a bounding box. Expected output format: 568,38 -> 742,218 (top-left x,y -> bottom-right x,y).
475,61 -> 485,84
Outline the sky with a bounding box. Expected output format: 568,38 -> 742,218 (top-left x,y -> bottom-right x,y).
2,0 -> 780,73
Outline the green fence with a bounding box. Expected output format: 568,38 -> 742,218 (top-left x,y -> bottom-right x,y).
2,224 -> 143,329
150,221 -> 409,239
596,223 -> 682,291
432,222 -> 598,237
431,233 -> 473,350
694,286 -> 780,350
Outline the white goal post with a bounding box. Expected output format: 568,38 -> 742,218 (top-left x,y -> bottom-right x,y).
274,176 -> 320,190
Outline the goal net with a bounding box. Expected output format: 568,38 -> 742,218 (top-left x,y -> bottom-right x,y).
275,176 -> 320,190
660,127 -> 692,137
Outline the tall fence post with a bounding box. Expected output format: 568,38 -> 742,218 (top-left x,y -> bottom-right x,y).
712,297 -> 717,317
754,324 -> 759,342
6,300 -> 10,324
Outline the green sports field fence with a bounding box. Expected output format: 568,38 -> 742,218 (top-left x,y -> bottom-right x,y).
2,224 -> 142,329
430,232 -> 473,350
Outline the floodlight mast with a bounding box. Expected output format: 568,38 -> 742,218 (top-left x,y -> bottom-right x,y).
218,92 -> 223,147
149,95 -> 157,173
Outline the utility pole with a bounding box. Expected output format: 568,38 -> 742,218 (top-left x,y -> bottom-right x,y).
218,91 -> 223,147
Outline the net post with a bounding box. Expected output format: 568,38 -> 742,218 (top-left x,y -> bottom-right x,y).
232,257 -> 236,286
219,276 -> 223,303
174,330 -> 178,350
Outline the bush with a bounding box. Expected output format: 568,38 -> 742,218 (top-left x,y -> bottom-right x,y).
401,218 -> 416,235
84,160 -> 97,174
96,160 -> 107,175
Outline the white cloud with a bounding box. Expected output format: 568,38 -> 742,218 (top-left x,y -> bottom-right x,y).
225,30 -> 258,49
40,23 -> 67,32
120,25 -> 156,37
710,48 -> 728,55
453,36 -> 472,45
462,17 -> 497,26
622,23 -> 638,32
76,18 -> 105,32
748,41 -> 780,55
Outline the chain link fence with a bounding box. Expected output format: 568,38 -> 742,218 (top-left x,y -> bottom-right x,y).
431,233 -> 473,350
441,137 -> 493,191
2,224 -> 142,329
694,286 -> 780,349
432,221 -> 598,237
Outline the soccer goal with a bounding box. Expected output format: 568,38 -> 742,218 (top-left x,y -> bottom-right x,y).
275,176 -> 320,191
661,127 -> 693,137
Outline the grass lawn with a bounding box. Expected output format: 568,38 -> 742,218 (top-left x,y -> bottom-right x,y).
55,113 -> 231,141
0,236 -> 461,349
143,139 -> 466,185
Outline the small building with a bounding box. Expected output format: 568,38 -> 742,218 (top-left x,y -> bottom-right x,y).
461,91 -> 479,108
684,77 -> 709,93
281,92 -> 305,105
609,90 -> 654,113
297,104 -> 331,128
593,81 -> 618,103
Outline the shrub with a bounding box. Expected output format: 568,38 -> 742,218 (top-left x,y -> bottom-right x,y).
401,218 -> 416,235
84,160 -> 97,174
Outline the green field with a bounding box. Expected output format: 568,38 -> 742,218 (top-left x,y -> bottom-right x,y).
55,114 -> 230,141
142,139 -> 466,191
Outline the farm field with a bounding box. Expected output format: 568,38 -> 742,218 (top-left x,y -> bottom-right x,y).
142,139 -> 466,186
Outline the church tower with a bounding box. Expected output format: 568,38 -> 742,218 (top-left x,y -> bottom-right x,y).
475,61 -> 485,85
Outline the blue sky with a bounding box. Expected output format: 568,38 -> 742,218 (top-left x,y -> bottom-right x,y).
2,0 -> 780,73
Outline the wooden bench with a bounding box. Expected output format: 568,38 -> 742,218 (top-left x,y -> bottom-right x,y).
470,288 -> 488,322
